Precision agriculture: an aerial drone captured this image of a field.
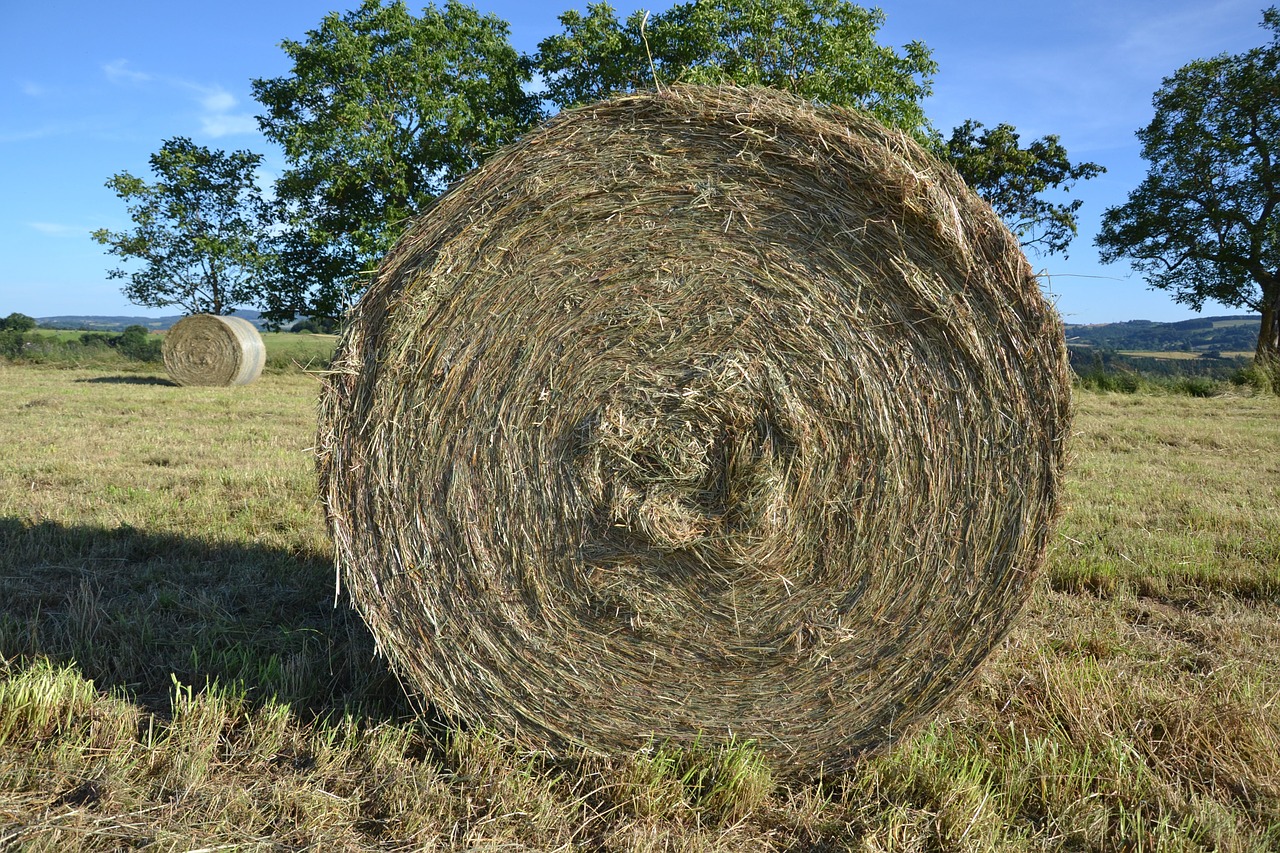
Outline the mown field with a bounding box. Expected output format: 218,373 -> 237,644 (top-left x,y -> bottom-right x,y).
1,354 -> 1277,851
1117,351 -> 1254,361
7,329 -> 338,374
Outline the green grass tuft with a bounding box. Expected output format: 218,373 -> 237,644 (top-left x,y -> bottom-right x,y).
1,365 -> 1277,849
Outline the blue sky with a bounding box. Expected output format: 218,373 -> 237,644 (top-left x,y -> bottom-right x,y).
0,0 -> 1271,323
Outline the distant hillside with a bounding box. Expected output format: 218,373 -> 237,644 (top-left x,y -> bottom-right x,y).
32,311 -> 1262,354
1064,315 -> 1260,354
36,310 -> 268,332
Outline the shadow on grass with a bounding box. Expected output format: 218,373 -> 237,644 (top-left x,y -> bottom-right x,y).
74,374 -> 176,386
0,517 -> 411,722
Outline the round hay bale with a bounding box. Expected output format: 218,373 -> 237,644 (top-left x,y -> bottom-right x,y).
162,313 -> 265,387
317,85 -> 1071,774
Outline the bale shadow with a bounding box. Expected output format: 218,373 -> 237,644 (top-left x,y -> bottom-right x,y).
74,375 -> 176,386
0,517 -> 410,722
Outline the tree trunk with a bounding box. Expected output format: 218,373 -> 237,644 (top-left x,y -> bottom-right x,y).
1257,280 -> 1280,367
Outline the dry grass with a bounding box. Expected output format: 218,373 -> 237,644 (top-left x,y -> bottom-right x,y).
318,84 -> 1071,774
1116,351 -> 1207,361
0,366 -> 1277,850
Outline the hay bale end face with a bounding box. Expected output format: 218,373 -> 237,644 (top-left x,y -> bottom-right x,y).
162,314 -> 265,387
317,85 -> 1071,774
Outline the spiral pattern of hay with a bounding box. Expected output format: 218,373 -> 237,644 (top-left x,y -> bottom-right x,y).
317,85 -> 1071,773
162,314 -> 265,387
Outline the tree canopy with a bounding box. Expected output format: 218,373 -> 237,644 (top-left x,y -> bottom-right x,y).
92,137 -> 276,317
537,0 -> 1100,258
534,0 -> 938,136
1096,7 -> 1280,364
251,0 -> 541,325
230,0 -> 1102,323
0,313 -> 36,333
946,121 -> 1104,258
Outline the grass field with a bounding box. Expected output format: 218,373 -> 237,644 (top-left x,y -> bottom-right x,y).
1117,351 -> 1212,361
1,363 -> 1277,850
17,329 -> 338,374
1117,351 -> 1255,361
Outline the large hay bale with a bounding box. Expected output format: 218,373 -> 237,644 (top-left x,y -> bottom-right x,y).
317,85 -> 1071,773
162,314 -> 265,387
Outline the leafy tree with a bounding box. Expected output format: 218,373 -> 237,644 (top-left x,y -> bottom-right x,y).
945,121 -> 1104,257
535,0 -> 937,136
249,0 -> 1101,323
0,332 -> 25,360
288,316 -> 339,334
78,332 -> 117,348
92,137 -> 276,317
1096,7 -> 1280,366
0,314 -> 34,360
117,325 -> 163,361
0,313 -> 36,333
537,1 -> 1100,255
252,0 -> 541,325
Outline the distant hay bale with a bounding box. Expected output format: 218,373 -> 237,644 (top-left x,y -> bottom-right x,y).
162,314 -> 265,387
316,85 -> 1071,774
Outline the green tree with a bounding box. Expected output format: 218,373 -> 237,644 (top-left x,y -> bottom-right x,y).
1096,7 -> 1280,366
945,121 -> 1105,257
252,0 -> 541,325
0,313 -> 36,333
288,316 -> 339,334
535,0 -> 937,135
0,313 -> 36,360
536,0 -> 1101,255
92,137 -> 276,317
116,325 -> 162,361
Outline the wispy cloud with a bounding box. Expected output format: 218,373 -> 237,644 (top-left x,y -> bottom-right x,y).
0,125 -> 63,143
20,81 -> 48,97
30,222 -> 87,237
198,87 -> 237,114
103,59 -> 152,85
1117,0 -> 1261,73
190,84 -> 258,138
922,0 -> 1269,159
102,60 -> 257,138
201,112 -> 259,137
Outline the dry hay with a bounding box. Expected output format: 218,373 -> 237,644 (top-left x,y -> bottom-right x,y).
162,313 -> 265,387
316,85 -> 1071,774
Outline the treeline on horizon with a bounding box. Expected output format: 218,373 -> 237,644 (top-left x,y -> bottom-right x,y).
18,310 -> 1264,351
1064,316 -> 1261,354
3,309 -> 1271,395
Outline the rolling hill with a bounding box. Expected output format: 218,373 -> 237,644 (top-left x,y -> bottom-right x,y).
1063,315 -> 1260,354
34,309 -> 268,332
31,311 -> 1262,356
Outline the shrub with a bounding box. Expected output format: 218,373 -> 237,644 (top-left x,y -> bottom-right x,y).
1229,360 -> 1280,395
1074,368 -> 1141,393
2,327 -> 163,367
0,329 -> 26,359
289,316 -> 339,334
1175,377 -> 1220,397
78,332 -> 116,348
117,325 -> 162,362
0,312 -> 36,333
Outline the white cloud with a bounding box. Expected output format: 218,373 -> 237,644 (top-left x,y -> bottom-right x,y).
0,125 -> 60,143
1117,0 -> 1262,73
21,81 -> 47,97
201,113 -> 259,137
103,59 -> 152,84
100,61 -> 257,138
191,84 -> 258,137
30,222 -> 86,237
198,87 -> 238,114
917,0 -> 1269,160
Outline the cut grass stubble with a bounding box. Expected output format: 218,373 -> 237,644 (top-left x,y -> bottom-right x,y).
0,365 -> 1278,849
